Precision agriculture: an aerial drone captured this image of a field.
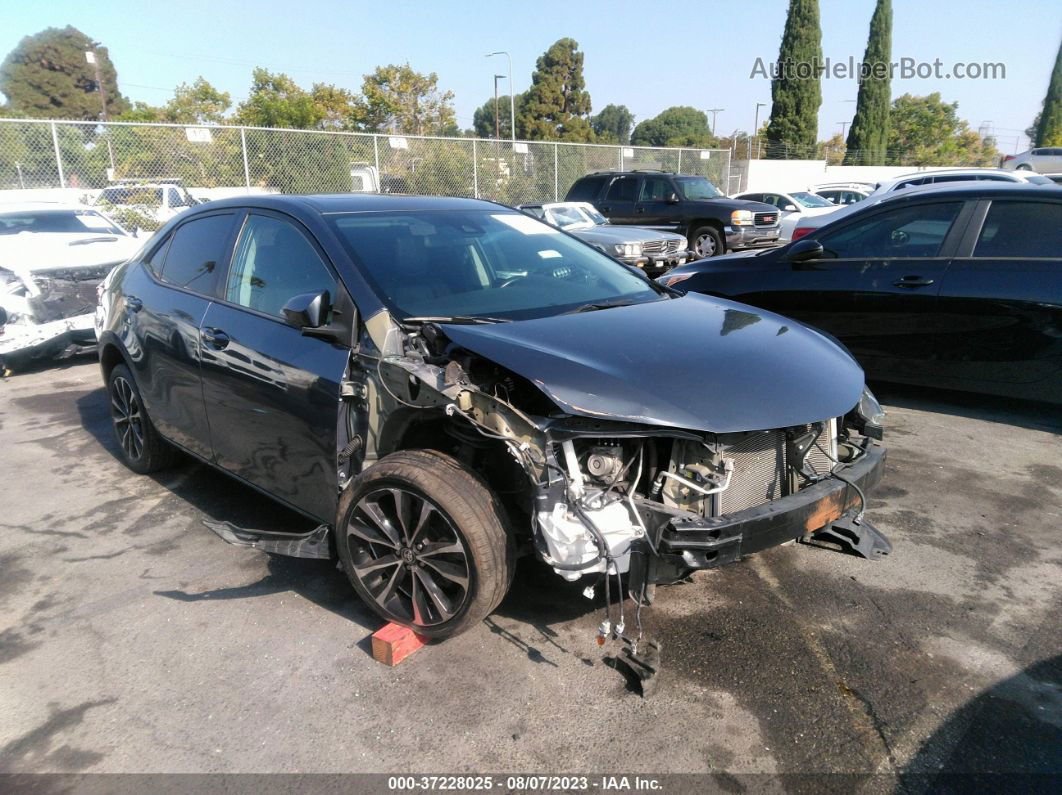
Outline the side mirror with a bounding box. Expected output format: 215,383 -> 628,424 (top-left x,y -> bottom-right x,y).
282,290 -> 330,330
787,238 -> 823,263
783,204 -> 797,212
667,192 -> 680,204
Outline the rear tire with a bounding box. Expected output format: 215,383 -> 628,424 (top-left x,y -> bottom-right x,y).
337,450 -> 515,639
689,225 -> 724,258
1016,164 -> 1032,171
107,364 -> 180,474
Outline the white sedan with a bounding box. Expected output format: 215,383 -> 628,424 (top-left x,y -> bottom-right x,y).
0,203 -> 142,371
730,189 -> 840,242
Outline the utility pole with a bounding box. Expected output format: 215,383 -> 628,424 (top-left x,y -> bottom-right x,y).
749,102 -> 766,160
493,74 -> 506,139
85,49 -> 116,174
486,52 -> 515,141
838,120 -> 850,138
706,108 -> 724,136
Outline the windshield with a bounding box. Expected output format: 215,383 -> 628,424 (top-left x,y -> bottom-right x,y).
577,204 -> 608,225
790,191 -> 835,209
674,176 -> 723,200
546,205 -> 593,229
328,209 -> 661,321
0,209 -> 127,236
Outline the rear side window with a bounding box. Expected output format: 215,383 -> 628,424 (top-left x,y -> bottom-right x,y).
605,176 -> 638,202
567,176 -> 605,201
638,177 -> 672,202
157,213 -> 234,294
974,201 -> 1062,258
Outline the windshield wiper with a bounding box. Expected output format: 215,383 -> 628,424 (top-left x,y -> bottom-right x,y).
564,298 -> 651,314
402,315 -> 512,325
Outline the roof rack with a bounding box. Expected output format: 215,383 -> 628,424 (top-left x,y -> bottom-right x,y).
585,168 -> 675,176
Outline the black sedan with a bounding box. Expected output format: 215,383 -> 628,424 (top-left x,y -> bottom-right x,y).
659,183 -> 1062,405
96,194 -> 887,641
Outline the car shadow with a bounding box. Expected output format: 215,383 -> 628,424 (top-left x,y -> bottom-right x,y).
900,654 -> 1062,786
75,386 -> 379,632
871,381 -> 1062,435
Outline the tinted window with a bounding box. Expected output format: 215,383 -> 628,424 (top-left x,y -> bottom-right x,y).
605,177 -> 638,202
929,174 -> 976,184
738,193 -> 763,203
567,176 -> 605,201
974,201 -> 1062,258
638,177 -> 672,202
817,202 -> 963,259
158,213 -> 233,293
226,215 -> 336,317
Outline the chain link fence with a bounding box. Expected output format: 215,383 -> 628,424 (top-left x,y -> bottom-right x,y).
0,118 -> 731,228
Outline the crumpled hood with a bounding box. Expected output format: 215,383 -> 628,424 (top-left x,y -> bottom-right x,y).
441,293 -> 865,434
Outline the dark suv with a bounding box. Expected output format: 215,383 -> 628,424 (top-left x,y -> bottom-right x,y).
566,171 -> 781,258
95,194 -> 886,642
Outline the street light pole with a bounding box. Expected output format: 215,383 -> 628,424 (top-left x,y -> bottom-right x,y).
838,121 -> 850,138
493,74 -> 506,140
486,51 -> 515,141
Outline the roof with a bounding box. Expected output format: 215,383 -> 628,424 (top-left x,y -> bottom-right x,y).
866,181 -> 1061,205
196,193 -> 511,214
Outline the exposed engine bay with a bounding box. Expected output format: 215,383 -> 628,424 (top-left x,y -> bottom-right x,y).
336,308 -> 888,679
0,265 -> 108,371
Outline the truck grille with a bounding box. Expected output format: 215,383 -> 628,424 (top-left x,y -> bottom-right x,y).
718,430 -> 786,514
666,239 -> 683,254
754,212 -> 779,227
642,240 -> 666,254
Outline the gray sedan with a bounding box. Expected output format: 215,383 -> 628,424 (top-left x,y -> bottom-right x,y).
518,202 -> 690,275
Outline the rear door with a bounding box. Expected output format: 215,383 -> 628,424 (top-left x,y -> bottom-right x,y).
933,197 -> 1062,401
122,211 -> 238,458
599,175 -> 640,224
742,200 -> 971,384
198,210 -> 351,522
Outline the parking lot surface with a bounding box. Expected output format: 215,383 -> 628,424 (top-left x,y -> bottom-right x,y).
1,359 -> 1059,785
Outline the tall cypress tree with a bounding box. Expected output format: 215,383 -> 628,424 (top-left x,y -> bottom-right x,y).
844,0 -> 892,165
518,39 -> 594,142
764,0 -> 822,158
1034,38 -> 1062,147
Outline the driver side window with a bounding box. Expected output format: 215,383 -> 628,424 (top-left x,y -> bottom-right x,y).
226,214 -> 337,318
817,202 -> 963,259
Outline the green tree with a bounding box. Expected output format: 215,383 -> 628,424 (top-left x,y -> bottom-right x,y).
631,106 -> 716,148
844,0 -> 892,165
887,93 -> 999,166
1034,38 -> 1062,146
311,82 -> 358,129
235,69 -> 322,129
120,77 -> 232,124
0,26 -> 129,119
518,38 -> 594,142
764,0 -> 822,158
472,93 -> 526,138
354,64 -> 456,135
591,104 -> 634,144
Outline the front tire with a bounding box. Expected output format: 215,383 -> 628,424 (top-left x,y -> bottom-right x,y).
1016,164 -> 1032,171
689,225 -> 724,258
337,450 -> 515,639
107,364 -> 181,474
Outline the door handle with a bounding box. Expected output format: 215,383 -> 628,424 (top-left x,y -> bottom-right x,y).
892,276 -> 935,288
635,207 -> 645,213
601,206 -> 611,213
125,295 -> 142,312
201,327 -> 230,349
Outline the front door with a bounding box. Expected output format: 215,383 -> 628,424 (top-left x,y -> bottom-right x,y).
635,175 -> 684,230
198,211 -> 351,522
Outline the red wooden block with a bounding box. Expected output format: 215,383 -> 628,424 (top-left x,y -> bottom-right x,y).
371,622 -> 428,666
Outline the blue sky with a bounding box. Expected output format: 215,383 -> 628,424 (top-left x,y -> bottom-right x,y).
1,0 -> 1059,151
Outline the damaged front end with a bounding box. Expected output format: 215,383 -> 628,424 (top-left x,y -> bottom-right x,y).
0,264 -> 109,372
354,308 -> 887,670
